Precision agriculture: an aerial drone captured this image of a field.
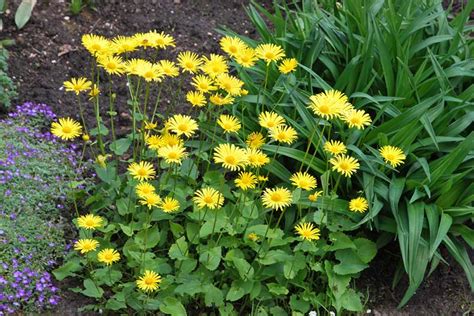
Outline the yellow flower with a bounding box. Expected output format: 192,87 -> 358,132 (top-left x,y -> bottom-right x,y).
308,90 -> 350,119
262,187 -> 293,210
343,109 -> 372,129
167,114 -> 199,138
220,36 -> 247,58
111,35 -> 138,54
82,34 -> 111,56
193,187 -> 224,210
240,88 -> 249,96
63,77 -> 92,95
295,222 -> 320,241
235,47 -> 258,68
136,61 -> 164,82
246,148 -> 270,168
246,132 -> 265,148
290,172 -> 317,191
349,197 -> 368,213
139,192 -> 162,209
379,145 -> 406,168
213,143 -> 248,171
125,59 -> 149,76
160,197 -> 180,213
255,43 -> 285,63
192,75 -> 217,93
216,73 -> 244,96
209,93 -> 234,106
186,91 -> 206,107
144,121 -> 158,130
324,140 -> 347,156
158,144 -> 187,165
136,270 -> 162,292
96,154 -> 110,168
308,190 -> 323,202
97,248 -> 120,266
158,60 -> 179,77
51,118 -> 82,140
74,239 -> 99,254
235,172 -> 257,190
217,114 -> 241,133
258,111 -> 285,129
177,51 -> 202,73
269,125 -> 298,144
247,233 -> 259,241
159,133 -> 183,147
128,161 -> 156,181
88,84 -> 100,99
77,214 -> 103,230
329,154 -> 360,177
82,134 -> 90,142
134,32 -> 153,48
278,58 -> 298,74
136,182 -> 156,199
201,54 -> 228,78
258,175 -> 268,182
145,134 -> 163,150
149,31 -> 176,48
97,54 -> 126,75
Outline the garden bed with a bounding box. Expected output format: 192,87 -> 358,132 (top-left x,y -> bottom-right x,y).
2,0 -> 473,314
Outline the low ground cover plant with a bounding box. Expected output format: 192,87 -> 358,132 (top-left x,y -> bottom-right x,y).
0,47 -> 17,110
227,0 -> 474,306
0,102 -> 88,313
51,30 -> 418,314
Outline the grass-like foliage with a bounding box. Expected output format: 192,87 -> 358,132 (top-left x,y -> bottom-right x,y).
48,30 -> 418,314
222,0 -> 474,307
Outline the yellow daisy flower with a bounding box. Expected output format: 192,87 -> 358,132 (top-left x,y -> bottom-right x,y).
192,75 -> 217,93
278,58 -> 298,74
167,114 -> 199,138
82,34 -> 111,56
329,154 -> 360,177
201,54 -> 228,78
258,111 -> 285,129
343,109 -> 372,129
139,192 -> 162,209
235,172 -> 257,190
290,172 -> 317,191
324,140 -> 347,156
217,114 -> 241,133
63,77 -> 92,95
246,148 -> 270,168
262,187 -> 293,210
308,190 -> 323,202
258,175 -> 269,182
255,43 -> 285,63
295,222 -> 320,241
51,118 -> 82,140
136,61 -> 164,82
111,35 -> 139,54
213,143 -> 247,171
128,161 -> 156,181
149,31 -> 176,48
96,154 -> 110,168
308,90 -> 350,119
209,93 -> 234,106
269,125 -> 298,144
246,132 -> 266,148
349,197 -> 369,213
186,91 -> 206,107
144,121 -> 158,130
159,133 -> 183,147
136,270 -> 162,292
247,233 -> 259,241
88,84 -> 100,99
177,51 -> 202,73
77,214 -> 103,230
158,144 -> 187,165
216,73 -> 244,96
97,54 -> 126,75
379,145 -> 406,168
160,197 -> 180,213
135,182 -> 156,199
158,60 -> 179,77
220,36 -> 247,58
74,239 -> 100,254
235,47 -> 258,68
97,248 -> 120,265
193,187 -> 224,210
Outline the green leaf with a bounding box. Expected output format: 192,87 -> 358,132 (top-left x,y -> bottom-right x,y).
327,232 -> 356,251
232,257 -> 254,280
199,246 -> 222,271
353,238 -> 377,264
341,289 -> 363,311
116,198 -> 134,216
159,297 -> 187,316
204,284 -> 224,307
333,249 -> 368,275
52,258 -> 82,281
134,226 -> 160,249
109,138 -> 131,155
82,279 -> 103,298
267,283 -> 289,296
15,0 -> 36,29
283,253 -> 306,279
168,237 -> 188,261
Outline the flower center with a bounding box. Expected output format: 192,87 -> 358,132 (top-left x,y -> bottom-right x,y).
137,168 -> 147,176
224,156 -> 236,165
178,124 -> 188,132
203,196 -> 214,204
339,162 -> 349,170
265,52 -> 275,59
62,126 -> 72,133
271,193 -> 282,202
145,278 -> 154,285
319,105 -> 330,114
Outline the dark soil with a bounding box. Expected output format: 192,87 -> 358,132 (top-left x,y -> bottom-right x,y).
2,0 -> 473,315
